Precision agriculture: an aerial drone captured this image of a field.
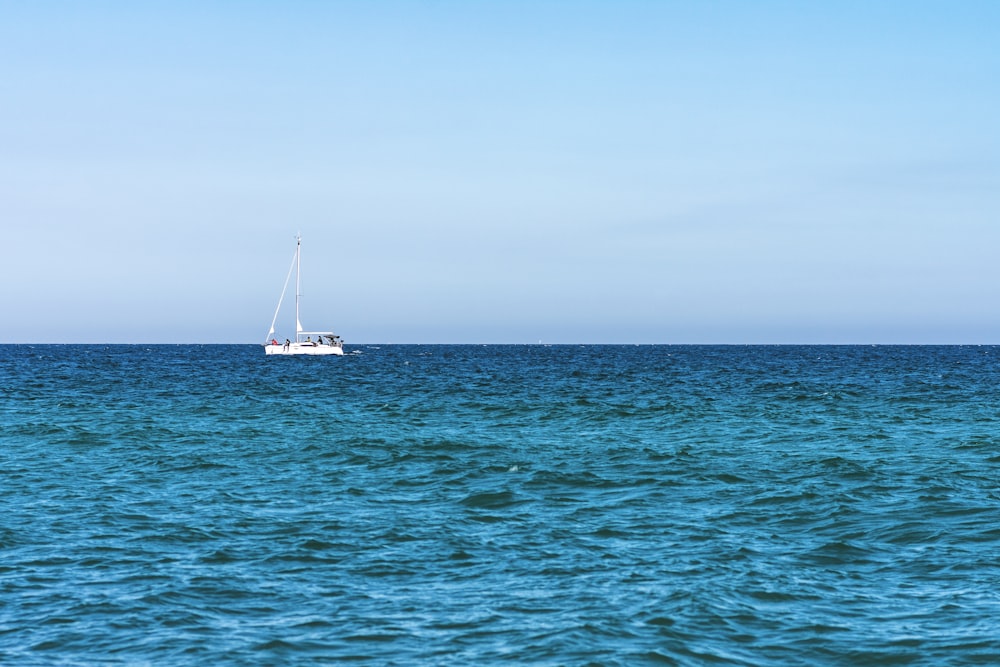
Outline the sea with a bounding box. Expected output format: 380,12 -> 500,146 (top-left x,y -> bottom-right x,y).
2,344 -> 999,666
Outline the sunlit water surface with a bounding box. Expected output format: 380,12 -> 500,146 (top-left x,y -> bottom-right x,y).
2,345 -> 999,665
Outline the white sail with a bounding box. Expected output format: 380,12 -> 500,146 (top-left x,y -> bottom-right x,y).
264,246 -> 297,344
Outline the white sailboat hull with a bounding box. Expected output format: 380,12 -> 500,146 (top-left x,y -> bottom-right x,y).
264,343 -> 344,356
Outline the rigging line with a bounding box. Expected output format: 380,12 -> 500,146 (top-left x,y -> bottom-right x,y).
264,247 -> 299,343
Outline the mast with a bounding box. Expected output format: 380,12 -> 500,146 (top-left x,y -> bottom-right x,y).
295,233 -> 303,342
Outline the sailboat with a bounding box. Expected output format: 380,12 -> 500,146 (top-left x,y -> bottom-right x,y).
264,234 -> 344,356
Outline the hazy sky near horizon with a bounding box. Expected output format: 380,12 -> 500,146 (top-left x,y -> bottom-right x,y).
2,1 -> 999,343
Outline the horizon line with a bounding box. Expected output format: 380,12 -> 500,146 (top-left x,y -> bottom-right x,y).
6,342 -> 1000,347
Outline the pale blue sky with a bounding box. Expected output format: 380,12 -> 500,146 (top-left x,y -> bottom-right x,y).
2,1 -> 998,343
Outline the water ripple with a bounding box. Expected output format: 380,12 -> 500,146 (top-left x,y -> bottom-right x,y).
2,345 -> 1000,664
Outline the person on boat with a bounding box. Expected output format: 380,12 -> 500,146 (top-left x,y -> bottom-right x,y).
317,335 -> 324,345
271,339 -> 279,345
284,339 -> 291,351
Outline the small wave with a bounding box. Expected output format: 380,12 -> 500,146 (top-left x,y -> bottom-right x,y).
460,491 -> 521,509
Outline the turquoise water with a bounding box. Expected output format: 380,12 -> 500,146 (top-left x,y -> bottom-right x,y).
2,344 -> 1000,665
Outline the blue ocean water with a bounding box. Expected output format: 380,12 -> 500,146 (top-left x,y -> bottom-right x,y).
2,344 -> 999,665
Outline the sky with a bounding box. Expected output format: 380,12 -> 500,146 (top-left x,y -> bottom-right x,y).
2,1 -> 999,343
